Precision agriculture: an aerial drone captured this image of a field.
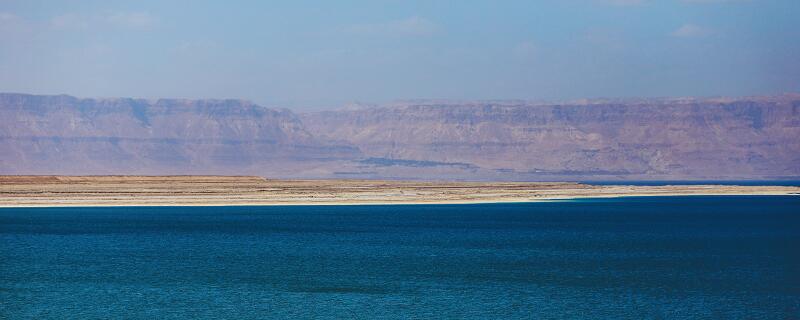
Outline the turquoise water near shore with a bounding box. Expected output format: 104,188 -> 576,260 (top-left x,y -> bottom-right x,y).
1,196 -> 799,319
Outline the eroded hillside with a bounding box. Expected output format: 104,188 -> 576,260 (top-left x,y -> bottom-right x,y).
2,93 -> 799,180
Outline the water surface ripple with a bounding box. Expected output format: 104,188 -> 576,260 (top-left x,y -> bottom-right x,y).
1,196 -> 799,319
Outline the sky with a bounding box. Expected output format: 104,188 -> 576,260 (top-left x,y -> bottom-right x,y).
1,0 -> 798,110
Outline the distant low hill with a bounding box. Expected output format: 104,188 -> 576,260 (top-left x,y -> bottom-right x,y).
2,93 -> 799,180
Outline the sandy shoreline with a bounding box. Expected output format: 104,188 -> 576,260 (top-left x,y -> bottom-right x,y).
1,175 -> 798,208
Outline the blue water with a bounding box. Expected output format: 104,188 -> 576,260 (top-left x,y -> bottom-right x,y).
1,196 -> 799,319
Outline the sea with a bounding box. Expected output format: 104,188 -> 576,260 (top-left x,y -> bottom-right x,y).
1,196 -> 799,319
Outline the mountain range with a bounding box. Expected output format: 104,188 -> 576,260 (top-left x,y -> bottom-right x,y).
2,93 -> 799,180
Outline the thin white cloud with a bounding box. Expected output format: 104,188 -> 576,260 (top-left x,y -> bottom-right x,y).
106,12 -> 156,29
52,42 -> 114,61
513,41 -> 537,60
602,0 -> 748,5
0,12 -> 19,23
345,16 -> 440,37
171,40 -> 219,57
584,28 -> 627,50
0,11 -> 25,29
50,13 -> 89,29
681,0 -> 749,3
602,0 -> 645,6
670,24 -> 713,37
50,11 -> 156,30
0,12 -> 33,40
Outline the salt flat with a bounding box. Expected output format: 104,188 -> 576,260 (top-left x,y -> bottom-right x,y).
1,176 -> 798,207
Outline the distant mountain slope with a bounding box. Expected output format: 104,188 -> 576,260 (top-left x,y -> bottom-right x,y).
0,93 -> 359,176
2,93 -> 799,180
300,95 -> 800,180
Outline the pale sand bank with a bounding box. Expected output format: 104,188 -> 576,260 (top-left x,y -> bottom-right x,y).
1,176 -> 798,207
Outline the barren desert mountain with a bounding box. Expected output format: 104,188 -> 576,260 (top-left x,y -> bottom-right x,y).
2,92 -> 799,180
301,95 -> 800,180
0,93 -> 359,176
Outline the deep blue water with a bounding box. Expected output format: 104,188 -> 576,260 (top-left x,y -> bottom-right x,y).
1,196 -> 799,319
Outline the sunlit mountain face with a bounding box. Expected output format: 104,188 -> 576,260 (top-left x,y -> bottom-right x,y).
2,93 -> 799,181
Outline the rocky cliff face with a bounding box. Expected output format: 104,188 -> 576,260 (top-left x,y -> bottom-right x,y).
2,93 -> 799,180
300,96 -> 800,180
0,93 -> 358,176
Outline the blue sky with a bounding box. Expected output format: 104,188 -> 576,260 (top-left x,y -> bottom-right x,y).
1,0 -> 798,109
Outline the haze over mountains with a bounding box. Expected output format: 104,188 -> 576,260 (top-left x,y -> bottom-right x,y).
2,93 -> 799,181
